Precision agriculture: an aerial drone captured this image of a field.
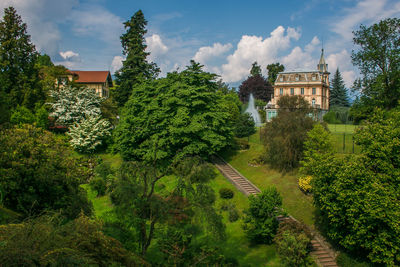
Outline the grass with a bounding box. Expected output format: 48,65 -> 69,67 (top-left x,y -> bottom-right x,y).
327,124 -> 358,134
221,130 -> 315,226
81,184 -> 115,220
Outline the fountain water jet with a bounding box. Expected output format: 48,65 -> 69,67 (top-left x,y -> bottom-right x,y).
245,93 -> 262,127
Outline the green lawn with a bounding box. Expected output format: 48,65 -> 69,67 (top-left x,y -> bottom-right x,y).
327,124 -> 358,134
221,130 -> 315,226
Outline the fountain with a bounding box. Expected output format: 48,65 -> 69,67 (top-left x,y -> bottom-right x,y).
245,93 -> 262,127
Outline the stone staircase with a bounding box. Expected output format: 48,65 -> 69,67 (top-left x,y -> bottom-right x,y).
212,155 -> 338,267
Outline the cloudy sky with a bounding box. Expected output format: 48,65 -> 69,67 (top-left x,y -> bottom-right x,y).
1,0 -> 399,87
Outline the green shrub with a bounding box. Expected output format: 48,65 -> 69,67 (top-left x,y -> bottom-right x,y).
219,188 -> 234,199
10,106 -> 35,125
89,177 -> 107,197
235,139 -> 249,150
323,110 -> 341,124
242,187 -> 283,244
228,207 -> 240,222
275,230 -> 312,267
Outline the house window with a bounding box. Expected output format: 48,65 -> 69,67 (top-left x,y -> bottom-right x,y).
312,88 -> 316,95
312,75 -> 316,81
295,75 -> 299,81
301,88 -> 304,95
290,88 -> 294,95
280,88 -> 283,95
312,98 -> 315,107
280,76 -> 283,82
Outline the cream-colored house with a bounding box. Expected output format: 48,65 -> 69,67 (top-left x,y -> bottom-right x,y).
265,49 -> 330,121
56,70 -> 112,98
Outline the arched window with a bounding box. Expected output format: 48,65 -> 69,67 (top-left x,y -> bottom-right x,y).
312,98 -> 315,107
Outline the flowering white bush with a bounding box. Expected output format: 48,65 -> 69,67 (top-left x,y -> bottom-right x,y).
67,116 -> 112,153
49,86 -> 102,126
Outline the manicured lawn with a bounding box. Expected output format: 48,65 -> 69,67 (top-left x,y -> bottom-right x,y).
221,130 -> 315,226
327,124 -> 358,134
81,184 -> 115,220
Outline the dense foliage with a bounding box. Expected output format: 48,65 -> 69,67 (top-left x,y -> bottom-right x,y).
274,220 -> 313,267
262,95 -> 314,170
0,125 -> 92,219
266,62 -> 285,85
0,214 -> 145,266
329,68 -> 349,107
114,61 -> 234,165
350,18 -> 400,122
114,10 -> 159,107
238,73 -> 273,103
234,112 -> 256,138
242,187 -> 283,244
0,7 -> 42,123
309,110 -> 400,265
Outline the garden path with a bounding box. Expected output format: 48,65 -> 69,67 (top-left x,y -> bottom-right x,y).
212,155 -> 338,267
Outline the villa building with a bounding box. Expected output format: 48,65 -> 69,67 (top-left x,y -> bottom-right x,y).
265,49 -> 330,121
56,70 -> 113,98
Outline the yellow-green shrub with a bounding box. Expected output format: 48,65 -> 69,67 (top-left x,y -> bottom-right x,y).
298,176 -> 312,193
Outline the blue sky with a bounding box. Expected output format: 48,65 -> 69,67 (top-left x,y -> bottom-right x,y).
1,0 -> 399,87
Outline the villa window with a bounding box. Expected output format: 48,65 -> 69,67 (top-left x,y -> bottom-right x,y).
312,98 -> 315,107
290,88 -> 294,95
312,75 -> 316,81
312,88 -> 316,95
280,88 -> 283,95
301,88 -> 304,95
280,76 -> 283,82
295,75 -> 299,81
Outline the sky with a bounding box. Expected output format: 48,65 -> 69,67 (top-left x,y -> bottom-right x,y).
1,0 -> 399,87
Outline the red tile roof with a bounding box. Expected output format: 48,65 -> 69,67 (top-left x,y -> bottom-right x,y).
72,71 -> 112,84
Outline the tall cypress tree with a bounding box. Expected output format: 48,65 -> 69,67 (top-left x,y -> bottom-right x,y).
0,7 -> 41,112
114,10 -> 160,107
329,68 -> 349,107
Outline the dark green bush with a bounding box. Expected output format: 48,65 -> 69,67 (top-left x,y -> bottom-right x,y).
228,207 -> 240,222
89,177 -> 107,197
274,230 -> 312,267
219,188 -> 234,199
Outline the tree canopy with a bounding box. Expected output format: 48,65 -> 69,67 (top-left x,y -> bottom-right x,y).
238,71 -> 273,103
0,125 -> 92,219
261,95 -> 314,171
330,68 -> 349,107
250,61 -> 262,77
350,18 -> 400,122
308,109 -> 400,265
114,10 -> 159,107
266,62 -> 285,85
0,7 -> 42,116
114,61 -> 234,165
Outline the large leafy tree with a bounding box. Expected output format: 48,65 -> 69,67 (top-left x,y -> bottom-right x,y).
266,62 -> 285,85
114,10 -> 159,107
329,68 -> 349,107
351,18 -> 400,114
0,7 -> 42,111
261,95 -> 314,171
114,60 -> 233,165
238,63 -> 273,103
0,125 -> 92,219
309,109 -> 400,265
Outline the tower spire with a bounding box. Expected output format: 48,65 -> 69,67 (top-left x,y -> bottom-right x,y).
318,47 -> 328,73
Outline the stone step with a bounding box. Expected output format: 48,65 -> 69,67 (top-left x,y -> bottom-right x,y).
320,257 -> 336,263
312,250 -> 331,255
321,261 -> 337,267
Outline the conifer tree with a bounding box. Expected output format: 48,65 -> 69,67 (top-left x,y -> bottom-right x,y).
0,7 -> 41,111
329,68 -> 349,107
114,10 -> 159,107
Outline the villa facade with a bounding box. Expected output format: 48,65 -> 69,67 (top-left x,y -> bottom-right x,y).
55,70 -> 113,98
265,49 -> 330,121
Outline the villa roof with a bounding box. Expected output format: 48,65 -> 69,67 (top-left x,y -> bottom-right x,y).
71,71 -> 112,84
278,69 -> 319,74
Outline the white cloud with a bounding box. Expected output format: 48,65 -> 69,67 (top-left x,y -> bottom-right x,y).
326,49 -> 356,87
111,56 -> 124,74
146,34 -> 168,61
60,50 -> 80,61
68,4 -> 123,47
281,36 -> 320,70
193,42 -> 232,64
219,26 -> 301,82
331,0 -> 400,41
0,0 -> 78,57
